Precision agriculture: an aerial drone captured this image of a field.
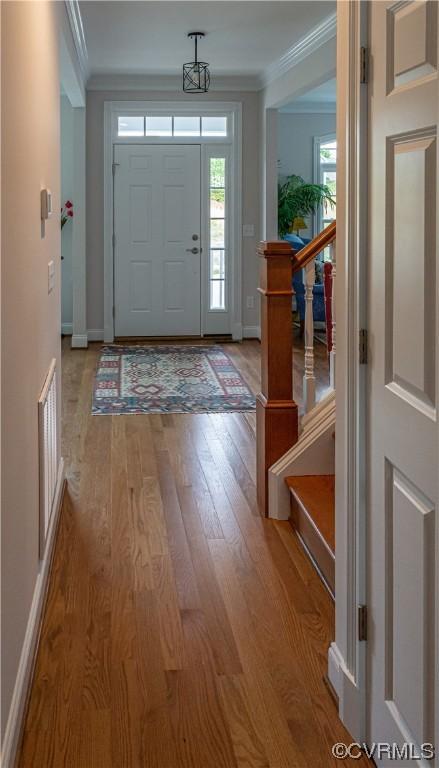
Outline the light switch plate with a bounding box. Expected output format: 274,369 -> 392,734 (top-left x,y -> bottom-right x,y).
41,189 -> 53,220
242,224 -> 255,238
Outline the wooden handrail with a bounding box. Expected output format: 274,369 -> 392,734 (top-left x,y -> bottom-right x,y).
292,220 -> 336,273
256,224 -> 337,516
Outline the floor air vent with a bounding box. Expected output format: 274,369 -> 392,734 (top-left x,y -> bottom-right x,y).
38,359 -> 58,555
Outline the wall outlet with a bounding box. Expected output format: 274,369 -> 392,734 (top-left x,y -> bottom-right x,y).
246,295 -> 254,309
242,224 -> 255,238
48,260 -> 55,293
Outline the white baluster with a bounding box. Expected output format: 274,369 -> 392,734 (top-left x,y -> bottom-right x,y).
303,258 -> 316,413
330,240 -> 336,389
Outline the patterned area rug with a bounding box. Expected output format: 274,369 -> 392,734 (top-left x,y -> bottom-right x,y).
92,345 -> 256,415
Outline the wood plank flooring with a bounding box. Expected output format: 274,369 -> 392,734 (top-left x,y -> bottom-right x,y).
17,338 -> 371,767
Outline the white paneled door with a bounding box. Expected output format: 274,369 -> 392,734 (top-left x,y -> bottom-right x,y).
114,145 -> 201,336
369,1 -> 438,764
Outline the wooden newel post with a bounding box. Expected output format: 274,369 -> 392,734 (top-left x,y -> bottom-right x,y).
256,241 -> 299,516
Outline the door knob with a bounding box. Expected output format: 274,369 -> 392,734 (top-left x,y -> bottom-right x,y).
186,247 -> 199,254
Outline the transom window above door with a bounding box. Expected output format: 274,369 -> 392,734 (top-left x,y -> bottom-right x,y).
117,115 -> 228,138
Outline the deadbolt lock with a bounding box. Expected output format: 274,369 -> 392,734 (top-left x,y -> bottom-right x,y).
192,234 -> 199,241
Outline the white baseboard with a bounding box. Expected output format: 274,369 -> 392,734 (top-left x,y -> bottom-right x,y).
71,333 -> 88,348
231,323 -> 243,341
328,641 -> 365,742
1,459 -> 65,768
61,322 -> 73,335
87,328 -> 104,342
243,325 -> 261,339
89,327 -> 255,343
328,641 -> 344,700
301,388 -> 334,430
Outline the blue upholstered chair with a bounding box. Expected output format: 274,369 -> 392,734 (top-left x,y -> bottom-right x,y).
284,234 -> 326,336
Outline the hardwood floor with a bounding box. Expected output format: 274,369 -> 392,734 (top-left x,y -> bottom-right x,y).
17,338 -> 371,767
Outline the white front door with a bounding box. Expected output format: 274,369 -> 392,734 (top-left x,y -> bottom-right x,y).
369,1 -> 438,763
114,144 -> 201,336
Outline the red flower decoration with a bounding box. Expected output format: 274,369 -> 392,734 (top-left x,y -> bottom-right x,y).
65,200 -> 73,209
67,210 -> 73,217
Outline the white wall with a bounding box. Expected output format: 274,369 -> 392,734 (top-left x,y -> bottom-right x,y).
260,37 -> 336,239
61,94 -> 74,330
85,89 -> 261,336
278,112 -> 336,179
1,0 -> 61,746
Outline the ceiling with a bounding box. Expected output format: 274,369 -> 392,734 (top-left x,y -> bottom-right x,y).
79,1 -> 335,78
294,77 -> 336,103
280,77 -> 336,112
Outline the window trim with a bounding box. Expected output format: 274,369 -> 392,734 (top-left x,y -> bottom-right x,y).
312,132 -> 336,236
103,100 -> 242,341
203,148 -> 231,317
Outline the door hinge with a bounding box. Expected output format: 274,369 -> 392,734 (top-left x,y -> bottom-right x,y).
112,305 -> 115,318
112,233 -> 116,249
360,47 -> 368,84
112,162 -> 119,176
359,328 -> 368,364
358,604 -> 368,641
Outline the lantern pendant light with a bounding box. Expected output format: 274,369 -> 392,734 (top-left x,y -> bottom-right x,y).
183,32 -> 210,93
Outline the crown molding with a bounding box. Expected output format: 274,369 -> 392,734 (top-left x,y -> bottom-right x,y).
279,100 -> 336,115
65,0 -> 89,81
261,11 -> 337,88
67,5 -> 334,95
87,73 -> 262,93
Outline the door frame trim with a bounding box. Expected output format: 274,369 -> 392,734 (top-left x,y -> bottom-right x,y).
59,16 -> 87,349
103,100 -> 243,342
327,0 -> 368,742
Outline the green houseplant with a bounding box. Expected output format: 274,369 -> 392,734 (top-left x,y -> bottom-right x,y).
278,174 -> 335,238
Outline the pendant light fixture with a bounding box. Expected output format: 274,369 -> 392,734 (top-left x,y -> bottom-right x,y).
183,32 -> 210,93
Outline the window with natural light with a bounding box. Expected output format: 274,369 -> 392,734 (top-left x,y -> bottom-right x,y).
174,116 -> 201,136
145,116 -> 172,136
209,158 -> 226,310
318,139 -> 336,259
202,116 -> 228,137
320,139 -> 336,226
117,115 -> 228,138
118,116 -> 145,136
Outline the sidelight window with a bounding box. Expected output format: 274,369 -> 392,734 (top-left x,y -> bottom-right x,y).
209,157 -> 227,310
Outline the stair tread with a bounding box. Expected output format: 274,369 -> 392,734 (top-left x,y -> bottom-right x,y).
286,475 -> 335,552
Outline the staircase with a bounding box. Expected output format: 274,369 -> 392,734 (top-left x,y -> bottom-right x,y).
257,222 -> 337,593
286,475 -> 335,594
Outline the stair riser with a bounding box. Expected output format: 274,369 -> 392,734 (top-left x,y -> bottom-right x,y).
289,496 -> 335,595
